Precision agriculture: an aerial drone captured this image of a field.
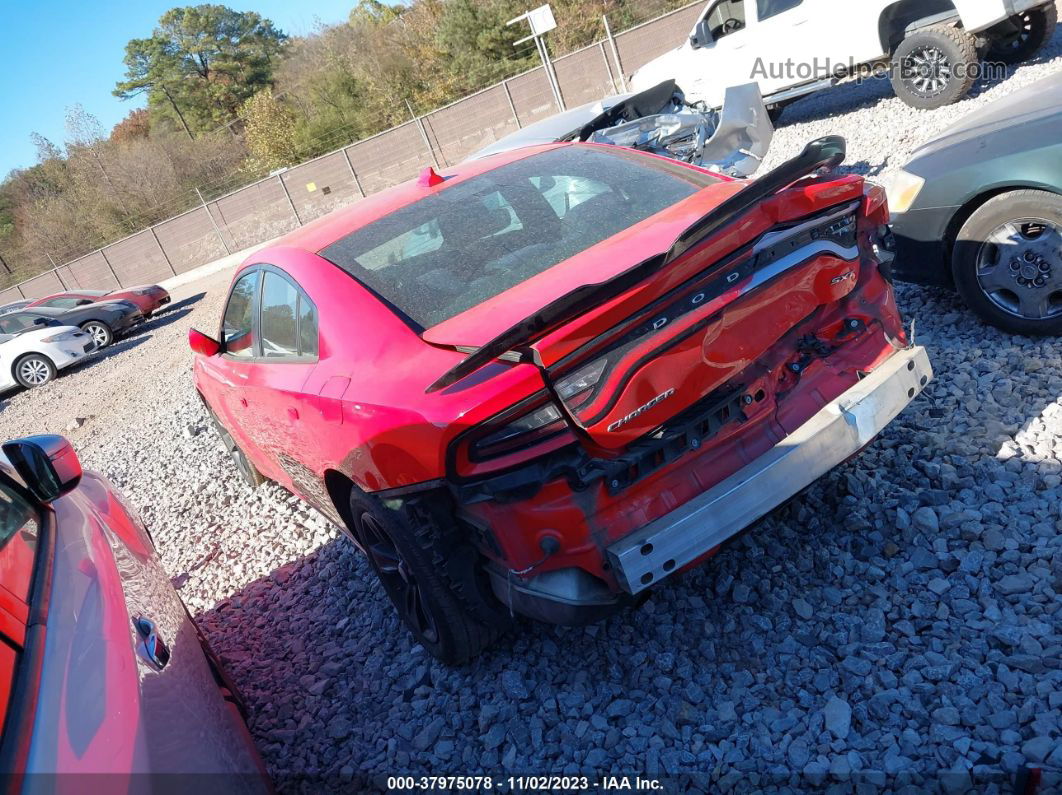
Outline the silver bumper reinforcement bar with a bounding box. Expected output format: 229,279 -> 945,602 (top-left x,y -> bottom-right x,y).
607,346 -> 933,595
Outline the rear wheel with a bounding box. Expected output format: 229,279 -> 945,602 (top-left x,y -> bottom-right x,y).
81,321 -> 113,349
13,354 -> 56,389
986,4 -> 1058,64
952,190 -> 1062,336
891,25 -> 978,109
348,489 -> 507,664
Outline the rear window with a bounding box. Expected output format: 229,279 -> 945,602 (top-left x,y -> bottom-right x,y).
319,147 -> 706,328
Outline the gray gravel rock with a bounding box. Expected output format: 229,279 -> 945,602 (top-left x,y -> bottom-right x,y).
824,696 -> 852,740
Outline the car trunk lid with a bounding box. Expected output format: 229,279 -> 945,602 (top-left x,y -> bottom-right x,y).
534,186 -> 865,450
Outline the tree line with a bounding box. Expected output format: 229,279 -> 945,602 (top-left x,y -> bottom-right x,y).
0,0 -> 689,285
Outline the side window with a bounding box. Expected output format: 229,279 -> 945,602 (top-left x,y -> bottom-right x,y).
756,0 -> 801,21
706,0 -> 746,39
41,298 -> 80,309
298,294 -> 318,358
221,271 -> 259,358
0,481 -> 40,606
260,272 -> 299,359
1,314 -> 34,334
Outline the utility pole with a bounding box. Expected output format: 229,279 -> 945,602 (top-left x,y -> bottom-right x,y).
507,5 -> 566,112
161,84 -> 195,141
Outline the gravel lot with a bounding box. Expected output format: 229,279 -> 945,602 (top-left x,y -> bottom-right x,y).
2,28 -> 1062,792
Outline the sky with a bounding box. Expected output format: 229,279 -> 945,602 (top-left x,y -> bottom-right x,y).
0,0 -> 356,178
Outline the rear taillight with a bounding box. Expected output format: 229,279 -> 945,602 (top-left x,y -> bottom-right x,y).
470,399 -> 568,460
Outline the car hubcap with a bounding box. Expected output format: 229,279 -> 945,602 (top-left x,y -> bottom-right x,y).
902,46 -> 952,96
87,324 -> 108,347
976,218 -> 1062,321
359,513 -> 439,644
19,359 -> 49,385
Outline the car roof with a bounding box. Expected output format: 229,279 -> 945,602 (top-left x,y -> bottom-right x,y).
469,95 -> 633,161
271,143 -> 634,256
36,290 -> 101,299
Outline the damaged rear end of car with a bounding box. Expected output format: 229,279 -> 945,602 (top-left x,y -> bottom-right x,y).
423,138 -> 931,626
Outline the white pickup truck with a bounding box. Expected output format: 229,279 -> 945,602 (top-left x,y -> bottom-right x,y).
632,0 -> 1058,112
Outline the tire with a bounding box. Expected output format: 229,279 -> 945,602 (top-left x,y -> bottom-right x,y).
952,189 -> 1062,336
987,3 -> 1058,64
80,321 -> 113,349
891,25 -> 979,109
206,407 -> 266,488
13,354 -> 57,389
347,488 -> 507,664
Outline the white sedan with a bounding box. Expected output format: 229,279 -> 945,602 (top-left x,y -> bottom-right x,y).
0,323 -> 96,390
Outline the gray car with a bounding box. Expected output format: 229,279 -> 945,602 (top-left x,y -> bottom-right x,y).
0,302 -> 144,349
0,301 -> 31,317
887,72 -> 1062,336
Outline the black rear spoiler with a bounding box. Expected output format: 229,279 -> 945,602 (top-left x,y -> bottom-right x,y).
426,136 -> 846,394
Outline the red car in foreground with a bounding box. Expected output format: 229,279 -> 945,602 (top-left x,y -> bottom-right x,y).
191,139 -> 932,663
0,435 -> 267,788
27,285 -> 171,317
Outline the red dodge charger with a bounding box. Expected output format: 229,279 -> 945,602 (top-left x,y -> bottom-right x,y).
191,140 -> 932,663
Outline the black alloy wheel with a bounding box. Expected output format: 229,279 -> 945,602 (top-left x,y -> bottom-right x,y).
357,510 -> 440,645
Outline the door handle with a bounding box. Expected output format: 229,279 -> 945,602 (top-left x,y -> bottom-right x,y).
133,616 -> 171,671
239,397 -> 248,408
287,407 -> 299,421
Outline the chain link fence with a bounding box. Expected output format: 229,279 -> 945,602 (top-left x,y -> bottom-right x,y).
0,2 -> 703,305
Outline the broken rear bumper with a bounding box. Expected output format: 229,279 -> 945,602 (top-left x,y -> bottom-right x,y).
606,345 -> 932,595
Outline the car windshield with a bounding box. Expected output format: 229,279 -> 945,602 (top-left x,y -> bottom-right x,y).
318,147 -> 706,328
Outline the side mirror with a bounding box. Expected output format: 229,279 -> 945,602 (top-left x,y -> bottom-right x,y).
33,317 -> 48,326
2,435 -> 83,502
690,18 -> 714,49
188,328 -> 222,357
76,299 -> 93,306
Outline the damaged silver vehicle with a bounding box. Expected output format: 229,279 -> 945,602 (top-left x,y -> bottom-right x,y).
470,80 -> 775,178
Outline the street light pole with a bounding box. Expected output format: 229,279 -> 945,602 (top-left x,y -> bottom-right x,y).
507,5 -> 566,112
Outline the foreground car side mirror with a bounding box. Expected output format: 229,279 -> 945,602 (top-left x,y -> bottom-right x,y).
2,435 -> 83,502
188,328 -> 221,357
690,19 -> 713,49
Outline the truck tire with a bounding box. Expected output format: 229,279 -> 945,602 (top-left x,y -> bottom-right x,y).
891,25 -> 979,109
952,190 -> 1062,336
986,3 -> 1058,64
348,488 -> 509,665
